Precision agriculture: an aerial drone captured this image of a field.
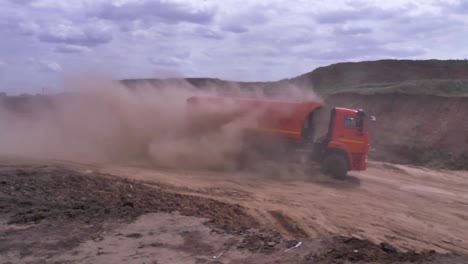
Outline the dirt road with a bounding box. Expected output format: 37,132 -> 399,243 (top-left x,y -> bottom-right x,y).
100,161 -> 468,256
1,158 -> 468,263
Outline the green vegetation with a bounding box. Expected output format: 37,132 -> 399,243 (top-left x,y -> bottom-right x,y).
284,59 -> 468,97
322,79 -> 468,97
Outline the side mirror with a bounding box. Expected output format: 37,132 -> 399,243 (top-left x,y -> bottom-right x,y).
357,109 -> 365,117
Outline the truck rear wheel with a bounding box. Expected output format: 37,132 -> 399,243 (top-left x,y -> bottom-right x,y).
322,153 -> 348,179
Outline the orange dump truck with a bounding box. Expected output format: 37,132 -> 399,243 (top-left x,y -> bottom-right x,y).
186,95 -> 373,178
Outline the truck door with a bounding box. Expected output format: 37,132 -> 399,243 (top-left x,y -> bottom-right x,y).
335,113 -> 369,170
338,114 -> 365,144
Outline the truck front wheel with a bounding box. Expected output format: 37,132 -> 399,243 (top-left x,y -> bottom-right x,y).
322,153 -> 348,179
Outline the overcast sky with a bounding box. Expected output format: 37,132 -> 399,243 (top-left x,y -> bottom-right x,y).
0,0 -> 467,94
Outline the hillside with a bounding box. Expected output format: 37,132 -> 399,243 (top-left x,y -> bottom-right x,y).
121,60 -> 468,97
286,59 -> 468,95
332,79 -> 468,97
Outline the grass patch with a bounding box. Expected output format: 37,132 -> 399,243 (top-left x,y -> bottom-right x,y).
322,79 -> 468,97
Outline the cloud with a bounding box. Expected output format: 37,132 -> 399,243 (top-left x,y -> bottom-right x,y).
53,44 -> 90,53
393,14 -> 463,36
35,60 -> 62,73
234,24 -> 319,55
93,0 -> 215,25
0,59 -> 5,72
149,57 -> 180,67
456,1 -> 468,13
17,21 -> 39,36
441,1 -> 468,14
148,48 -> 190,68
315,7 -> 398,24
1,0 -> 467,91
300,45 -> 424,61
8,0 -> 36,5
193,27 -> 224,39
38,20 -> 113,47
219,7 -> 270,34
221,24 -> 249,33
333,26 -> 372,35
171,49 -> 191,60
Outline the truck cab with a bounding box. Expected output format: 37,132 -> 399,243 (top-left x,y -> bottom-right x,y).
315,107 -> 370,178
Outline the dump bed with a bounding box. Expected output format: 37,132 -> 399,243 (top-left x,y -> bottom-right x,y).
186,95 -> 322,142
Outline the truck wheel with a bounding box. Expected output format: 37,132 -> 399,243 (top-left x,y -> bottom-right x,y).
322,154 -> 348,179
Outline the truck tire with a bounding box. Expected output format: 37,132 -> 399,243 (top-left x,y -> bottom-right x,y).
322,153 -> 348,179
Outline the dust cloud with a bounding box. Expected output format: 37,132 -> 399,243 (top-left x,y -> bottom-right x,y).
0,74 -> 321,170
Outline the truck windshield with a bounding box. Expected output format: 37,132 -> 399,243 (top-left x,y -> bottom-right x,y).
344,117 -> 363,130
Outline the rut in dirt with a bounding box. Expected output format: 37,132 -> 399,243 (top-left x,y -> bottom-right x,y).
1,163 -> 467,264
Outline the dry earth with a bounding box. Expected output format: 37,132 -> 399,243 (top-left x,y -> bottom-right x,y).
1,158 -> 467,264
102,161 -> 468,255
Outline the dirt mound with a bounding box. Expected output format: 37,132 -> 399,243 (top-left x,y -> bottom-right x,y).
269,210 -> 308,237
235,235 -> 464,263
305,236 -> 440,263
237,229 -> 285,254
0,165 -> 258,232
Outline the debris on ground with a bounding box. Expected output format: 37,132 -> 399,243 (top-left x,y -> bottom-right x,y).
1,164 -> 466,264
303,236 -> 448,263
0,165 -> 258,232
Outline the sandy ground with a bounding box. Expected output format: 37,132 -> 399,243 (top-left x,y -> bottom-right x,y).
1,159 -> 468,263
100,161 -> 468,255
